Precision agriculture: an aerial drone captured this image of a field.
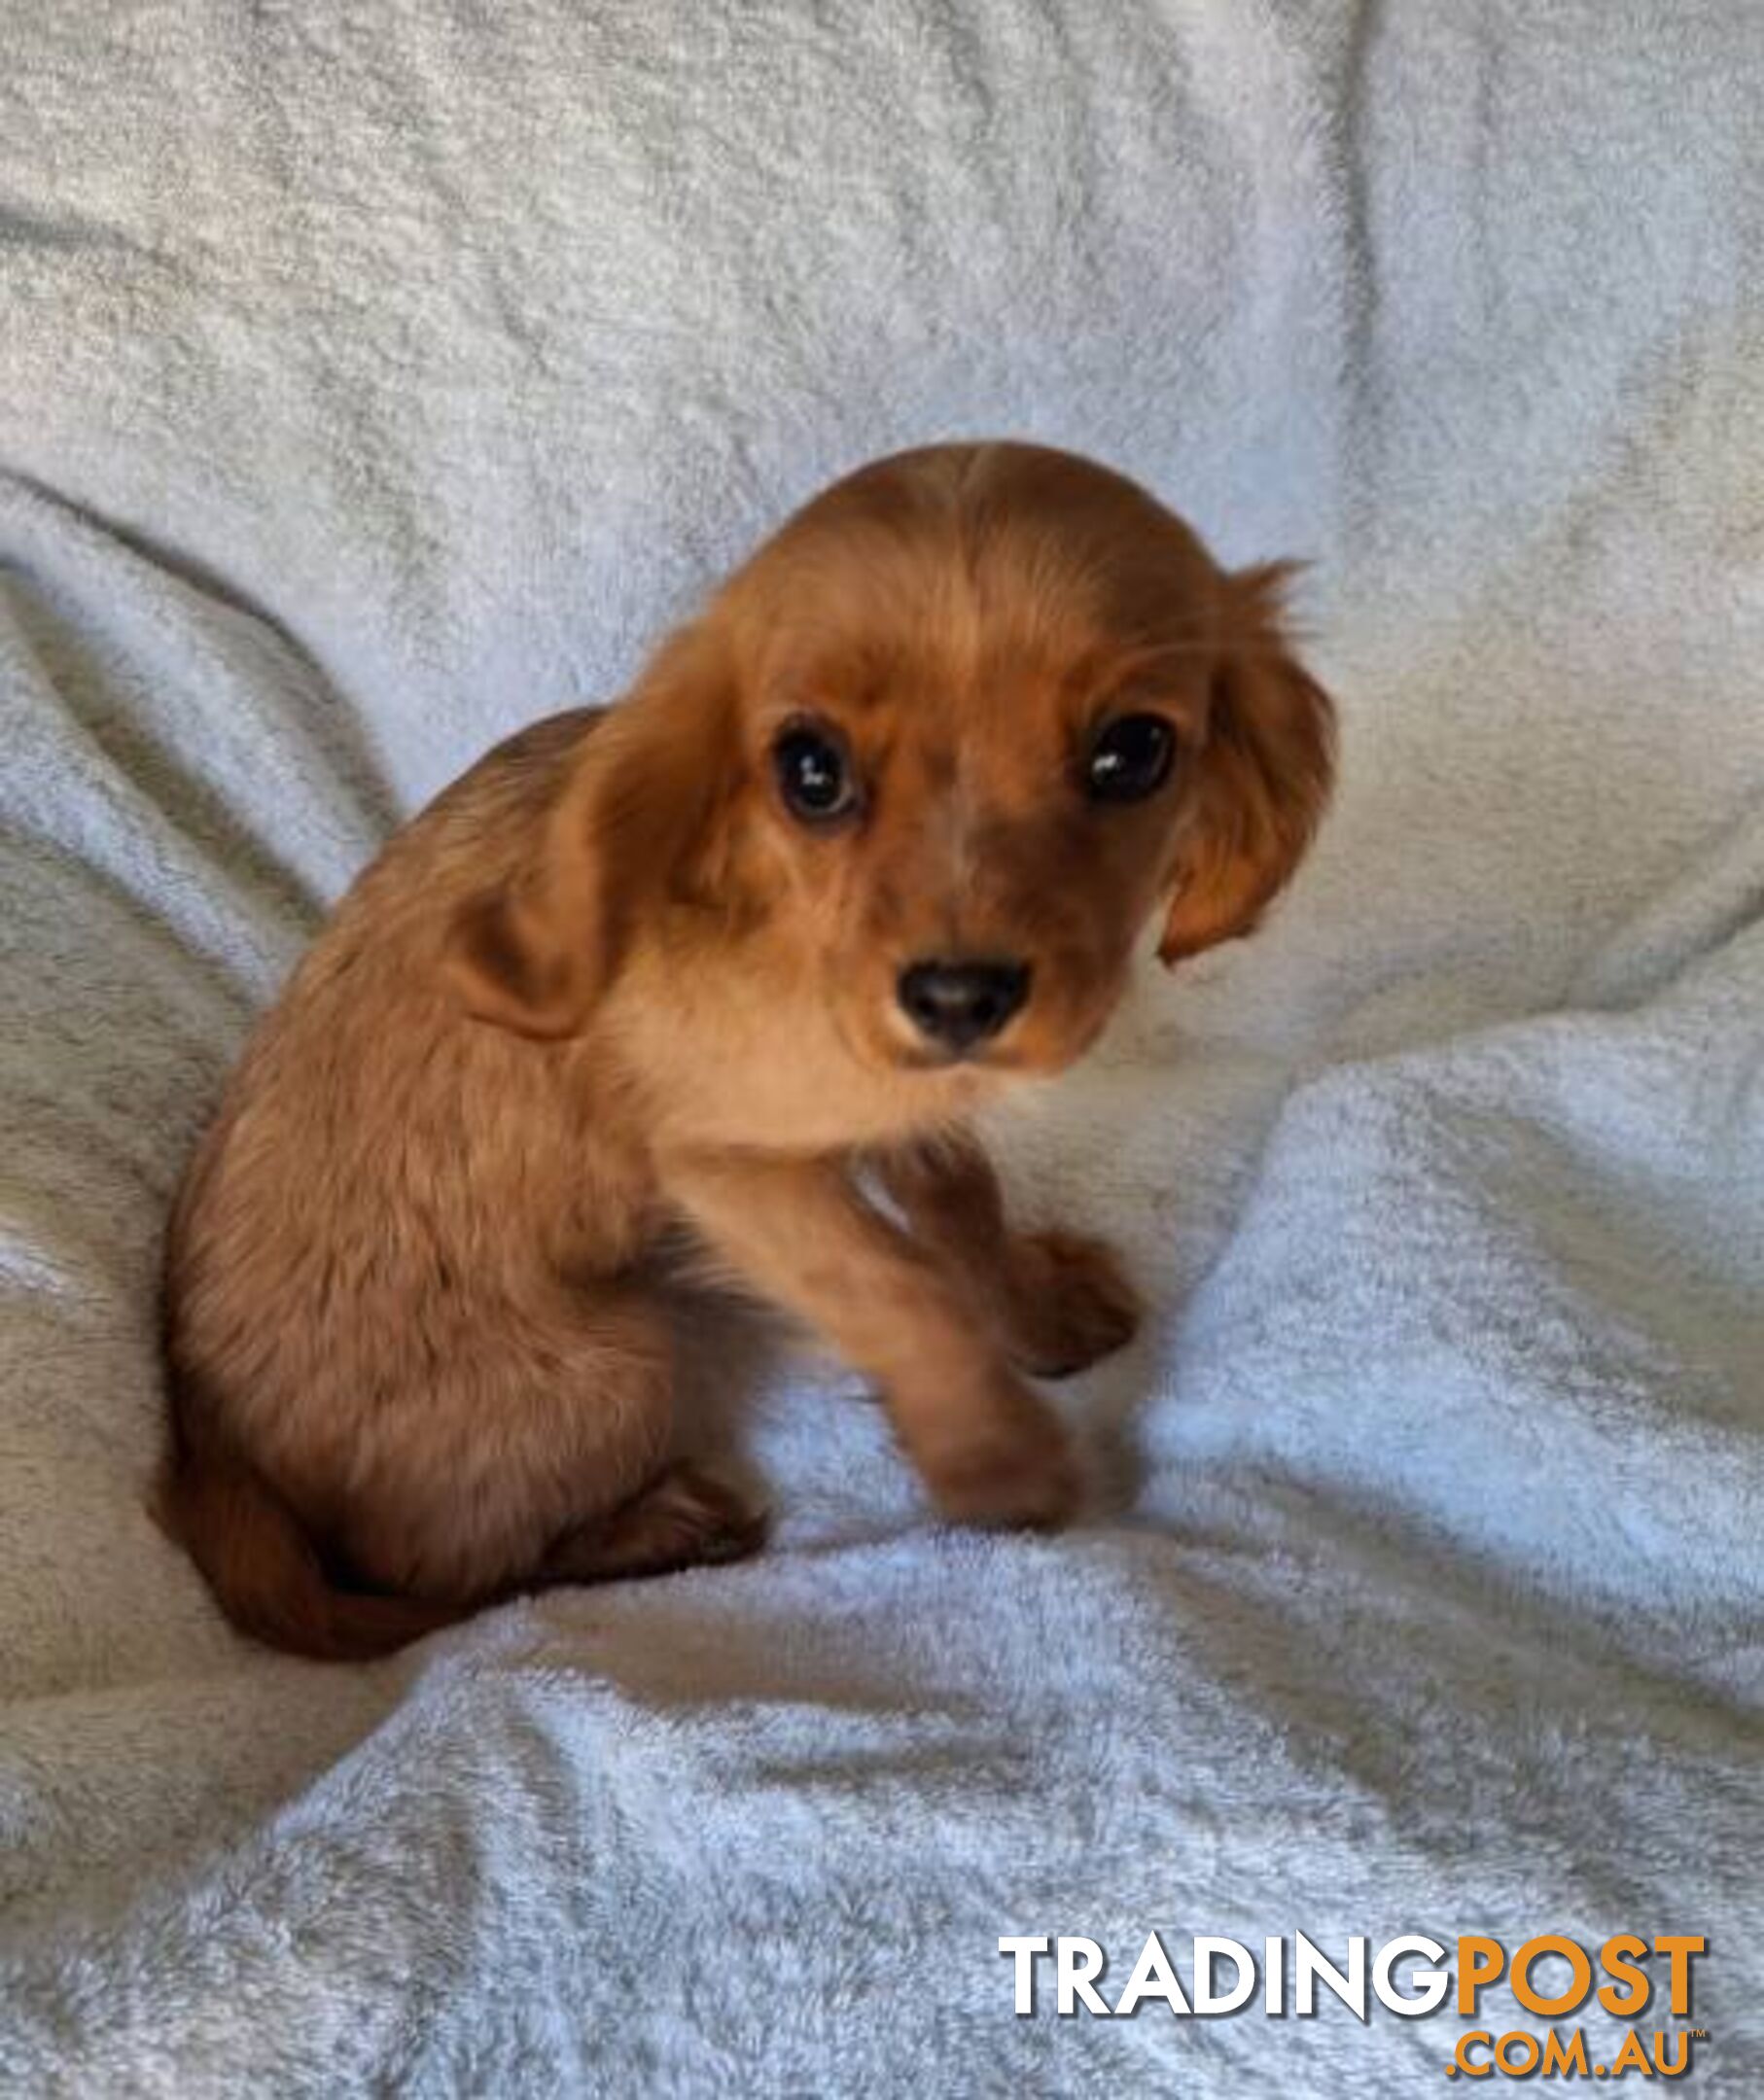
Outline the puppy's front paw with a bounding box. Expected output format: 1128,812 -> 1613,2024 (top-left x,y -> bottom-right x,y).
1004,1231 -> 1142,1379
918,1382 -> 1083,1531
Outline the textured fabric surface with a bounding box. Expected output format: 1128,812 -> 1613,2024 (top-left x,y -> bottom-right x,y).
1,3 -> 1761,2092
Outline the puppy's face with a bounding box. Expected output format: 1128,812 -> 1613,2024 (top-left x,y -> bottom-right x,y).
451,443 -> 1334,1118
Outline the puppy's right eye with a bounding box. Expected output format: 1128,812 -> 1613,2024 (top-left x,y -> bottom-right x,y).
772,721 -> 859,824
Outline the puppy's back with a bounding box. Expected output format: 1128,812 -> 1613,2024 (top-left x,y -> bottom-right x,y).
159,708 -> 627,1651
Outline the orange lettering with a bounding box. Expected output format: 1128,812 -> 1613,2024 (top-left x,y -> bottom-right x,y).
1598,1935 -> 1651,2017
1458,1937 -> 1505,2017
1511,1936 -> 1593,2018
1654,1937 -> 1705,2018
1609,2030 -> 1653,2074
1454,2031 -> 1494,2079
1542,2030 -> 1591,2077
1653,2029 -> 1693,2078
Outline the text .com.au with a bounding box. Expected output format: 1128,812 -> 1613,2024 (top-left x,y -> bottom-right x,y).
999,1932 -> 1708,2079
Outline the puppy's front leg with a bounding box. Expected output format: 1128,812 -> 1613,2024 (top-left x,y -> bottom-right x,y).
669,1152 -> 1081,1528
877,1135 -> 1140,1380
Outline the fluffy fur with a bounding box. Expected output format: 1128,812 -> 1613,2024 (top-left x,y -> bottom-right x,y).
159,441 -> 1334,1658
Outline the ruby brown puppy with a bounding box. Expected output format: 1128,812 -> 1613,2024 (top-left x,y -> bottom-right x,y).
159,441 -> 1335,1658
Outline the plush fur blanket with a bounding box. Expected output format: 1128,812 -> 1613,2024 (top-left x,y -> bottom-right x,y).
2,3 -> 1760,2090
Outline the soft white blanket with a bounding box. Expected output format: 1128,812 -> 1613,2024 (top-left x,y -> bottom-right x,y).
2,3 -> 1760,2091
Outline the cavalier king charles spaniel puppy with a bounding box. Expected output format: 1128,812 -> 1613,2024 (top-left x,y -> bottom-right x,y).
159,441 -> 1334,1657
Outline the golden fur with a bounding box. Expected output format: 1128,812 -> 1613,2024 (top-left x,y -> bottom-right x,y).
159,441 -> 1334,1658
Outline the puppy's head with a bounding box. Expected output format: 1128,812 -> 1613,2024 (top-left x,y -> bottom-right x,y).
448,443 -> 1334,1112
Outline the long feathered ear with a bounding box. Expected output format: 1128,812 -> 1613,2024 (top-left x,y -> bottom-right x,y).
1158,564 -> 1336,965
443,626 -> 738,1038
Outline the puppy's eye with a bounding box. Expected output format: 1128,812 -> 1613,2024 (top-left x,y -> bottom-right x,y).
1084,714 -> 1176,804
772,721 -> 859,824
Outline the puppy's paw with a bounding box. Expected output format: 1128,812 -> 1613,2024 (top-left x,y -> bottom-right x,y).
919,1385 -> 1084,1532
1004,1231 -> 1142,1379
646,1461 -> 771,1566
543,1461 -> 767,1586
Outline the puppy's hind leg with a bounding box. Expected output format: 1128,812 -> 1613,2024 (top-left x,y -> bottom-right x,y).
335,1288 -> 762,1606
535,1460 -> 766,1585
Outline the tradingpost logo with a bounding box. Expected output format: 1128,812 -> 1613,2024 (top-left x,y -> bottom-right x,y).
999,1931 -> 1709,2079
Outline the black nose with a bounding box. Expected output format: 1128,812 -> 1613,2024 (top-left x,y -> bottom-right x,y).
897,959 -> 1032,1052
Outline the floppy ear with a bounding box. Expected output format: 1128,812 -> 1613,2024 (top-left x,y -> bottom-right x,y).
443,628 -> 737,1038
443,792 -> 607,1039
1158,565 -> 1336,965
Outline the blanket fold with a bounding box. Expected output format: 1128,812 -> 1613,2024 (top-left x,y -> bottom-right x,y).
2,3 -> 1760,2091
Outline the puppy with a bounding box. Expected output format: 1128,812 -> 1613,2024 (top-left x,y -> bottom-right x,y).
159,441 -> 1334,1659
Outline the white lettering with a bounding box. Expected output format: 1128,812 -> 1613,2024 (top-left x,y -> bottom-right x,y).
1112,1933 -> 1192,2017
1057,1937 -> 1111,2016
1192,1938 -> 1257,2014
1295,1933 -> 1368,2020
1372,1936 -> 1450,2017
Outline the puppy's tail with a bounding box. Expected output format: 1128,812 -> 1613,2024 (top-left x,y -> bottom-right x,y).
156,1444 -> 468,1663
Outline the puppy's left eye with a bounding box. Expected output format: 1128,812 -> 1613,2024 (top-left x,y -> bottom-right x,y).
772,720 -> 860,824
1084,714 -> 1177,803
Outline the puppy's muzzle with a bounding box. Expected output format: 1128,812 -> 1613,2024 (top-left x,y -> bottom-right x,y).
897,958 -> 1031,1054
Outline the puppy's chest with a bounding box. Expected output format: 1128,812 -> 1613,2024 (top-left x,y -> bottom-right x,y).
653,1047 -> 990,1155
